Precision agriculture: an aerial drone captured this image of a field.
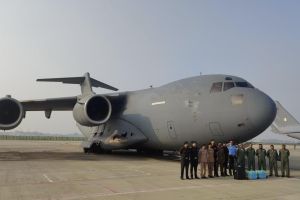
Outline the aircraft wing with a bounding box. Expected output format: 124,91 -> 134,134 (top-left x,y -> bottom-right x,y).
270,124 -> 280,134
270,101 -> 300,140
21,96 -> 78,111
0,73 -> 120,130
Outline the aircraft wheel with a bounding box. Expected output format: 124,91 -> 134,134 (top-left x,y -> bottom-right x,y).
83,148 -> 90,154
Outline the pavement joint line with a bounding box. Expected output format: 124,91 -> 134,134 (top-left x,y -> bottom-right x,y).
43,174 -> 54,183
57,183 -> 232,200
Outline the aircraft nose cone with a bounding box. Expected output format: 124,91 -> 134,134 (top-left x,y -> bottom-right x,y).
247,91 -> 277,133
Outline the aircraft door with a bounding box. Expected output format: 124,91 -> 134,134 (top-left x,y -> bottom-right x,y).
167,121 -> 177,139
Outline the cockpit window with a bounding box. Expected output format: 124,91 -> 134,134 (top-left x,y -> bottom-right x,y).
235,82 -> 254,88
223,82 -> 235,91
210,82 -> 223,93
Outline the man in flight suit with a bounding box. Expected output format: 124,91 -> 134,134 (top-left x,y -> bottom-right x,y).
246,144 -> 256,171
237,144 -> 246,168
256,144 -> 267,170
236,144 -> 246,179
279,144 -> 290,177
190,142 -> 199,179
267,144 -> 279,177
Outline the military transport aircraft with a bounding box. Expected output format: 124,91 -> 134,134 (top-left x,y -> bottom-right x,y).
0,73 -> 277,153
271,101 -> 300,140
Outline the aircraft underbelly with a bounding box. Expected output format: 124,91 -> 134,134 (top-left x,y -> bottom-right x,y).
77,119 -> 148,150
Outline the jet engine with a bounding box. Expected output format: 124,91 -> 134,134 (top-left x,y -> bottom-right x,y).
0,97 -> 24,130
73,95 -> 112,126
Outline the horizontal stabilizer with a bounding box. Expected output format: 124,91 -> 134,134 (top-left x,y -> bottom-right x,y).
37,73 -> 118,95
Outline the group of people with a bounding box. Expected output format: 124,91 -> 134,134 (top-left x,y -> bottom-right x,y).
179,140 -> 291,180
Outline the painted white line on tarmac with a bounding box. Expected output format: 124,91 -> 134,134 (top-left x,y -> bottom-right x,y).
43,174 -> 54,183
60,183 -> 231,200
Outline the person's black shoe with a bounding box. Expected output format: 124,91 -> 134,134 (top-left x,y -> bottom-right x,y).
275,175 -> 279,177
181,177 -> 184,180
209,176 -> 214,178
195,176 -> 200,179
186,177 -> 190,179
201,176 -> 207,179
269,174 -> 273,177
281,175 -> 285,177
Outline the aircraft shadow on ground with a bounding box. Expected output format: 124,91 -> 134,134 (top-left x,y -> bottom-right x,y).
0,151 -> 299,172
0,150 -> 180,162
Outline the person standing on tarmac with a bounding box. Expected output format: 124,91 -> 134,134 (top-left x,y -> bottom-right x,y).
189,142 -> 199,179
267,144 -> 279,177
256,144 -> 267,170
279,144 -> 290,177
217,143 -> 225,176
237,144 -> 246,168
228,141 -> 237,176
198,144 -> 208,179
207,144 -> 215,178
223,143 -> 229,176
179,142 -> 190,180
210,140 -> 219,177
246,144 -> 256,171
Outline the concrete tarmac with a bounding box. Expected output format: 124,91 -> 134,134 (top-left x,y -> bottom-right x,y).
0,140 -> 299,200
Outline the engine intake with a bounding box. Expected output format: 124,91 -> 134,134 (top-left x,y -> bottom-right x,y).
0,97 -> 24,130
73,95 -> 112,126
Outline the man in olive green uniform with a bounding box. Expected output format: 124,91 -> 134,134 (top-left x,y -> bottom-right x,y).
267,145 -> 279,177
279,144 -> 290,177
246,144 -> 256,171
256,144 -> 267,170
237,144 -> 246,168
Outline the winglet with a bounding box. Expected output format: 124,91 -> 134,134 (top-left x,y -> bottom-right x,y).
37,73 -> 118,95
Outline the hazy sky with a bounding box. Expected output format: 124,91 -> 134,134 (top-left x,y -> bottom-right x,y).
0,1 -> 299,135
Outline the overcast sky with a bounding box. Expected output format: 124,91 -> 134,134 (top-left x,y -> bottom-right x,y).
0,1 -> 299,136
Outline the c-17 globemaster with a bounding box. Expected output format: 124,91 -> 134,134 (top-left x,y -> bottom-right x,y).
0,73 -> 277,154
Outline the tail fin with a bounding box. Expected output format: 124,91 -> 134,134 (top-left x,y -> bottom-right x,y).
273,101 -> 300,128
37,73 -> 118,95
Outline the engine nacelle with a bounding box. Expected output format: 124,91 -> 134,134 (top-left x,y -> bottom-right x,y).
0,97 -> 24,130
73,95 -> 112,126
